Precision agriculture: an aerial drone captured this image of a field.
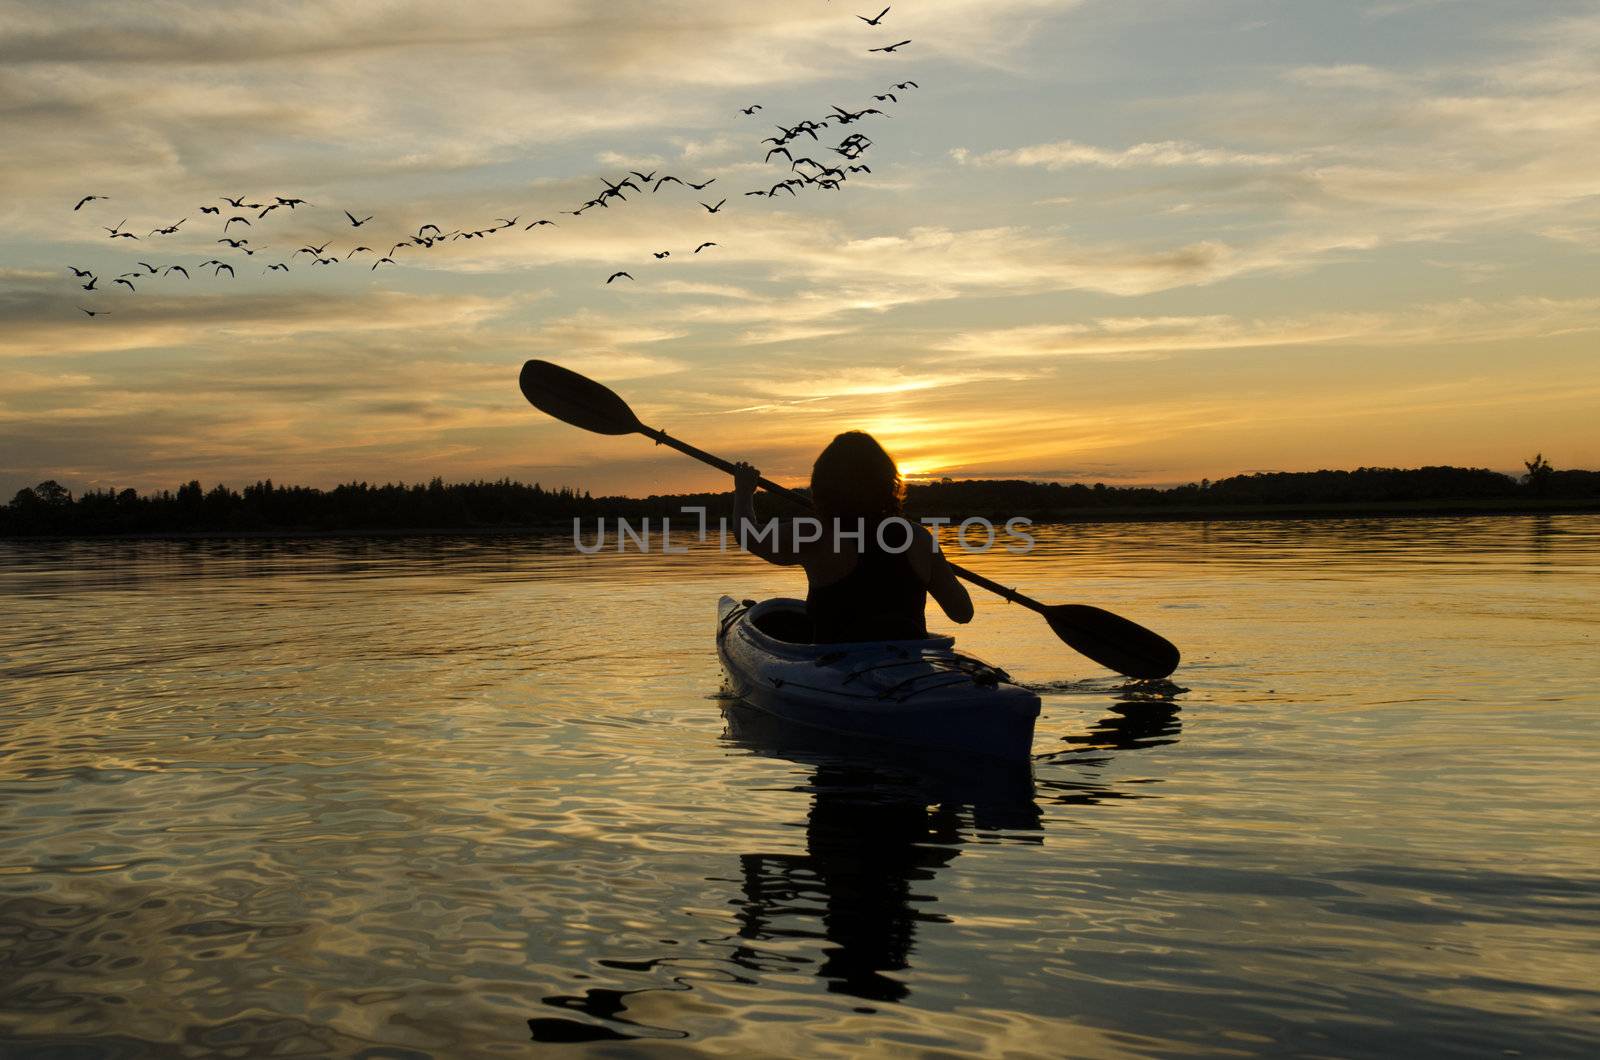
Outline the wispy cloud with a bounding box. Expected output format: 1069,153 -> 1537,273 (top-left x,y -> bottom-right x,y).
951,140 -> 1299,170
936,297 -> 1600,361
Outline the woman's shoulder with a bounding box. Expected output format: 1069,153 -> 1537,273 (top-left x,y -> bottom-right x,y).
900,518 -> 938,578
863,515 -> 937,579
879,515 -> 937,553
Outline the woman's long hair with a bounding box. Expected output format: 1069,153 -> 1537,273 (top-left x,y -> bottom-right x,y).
810,431 -> 904,520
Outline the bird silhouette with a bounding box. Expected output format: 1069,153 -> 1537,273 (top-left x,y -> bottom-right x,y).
831,105 -> 882,122
78,306 -> 109,316
218,237 -> 250,248
630,170 -> 658,184
345,210 -> 373,227
525,219 -> 557,229
224,216 -> 252,231
766,146 -> 793,163
73,195 -> 107,211
258,204 -> 283,218
104,219 -> 136,239
275,197 -> 309,208
700,199 -> 727,213
685,178 -> 716,190
371,257 -> 396,270
741,105 -> 763,114
150,218 -> 187,235
164,265 -> 189,278
418,224 -> 441,237
222,195 -> 249,208
80,276 -> 98,291
606,271 -> 633,283
348,246 -> 373,256
694,242 -> 717,253
266,263 -> 290,272
113,277 -> 135,291
67,266 -> 93,278
200,205 -> 221,215
136,262 -> 159,274
893,80 -> 918,89
869,40 -> 911,52
858,6 -> 890,26
653,251 -> 670,259
874,93 -> 898,102
213,263 -> 235,277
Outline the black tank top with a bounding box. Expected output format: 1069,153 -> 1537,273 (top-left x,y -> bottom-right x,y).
807,517 -> 928,643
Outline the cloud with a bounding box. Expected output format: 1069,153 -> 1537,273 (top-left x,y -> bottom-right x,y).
0,280 -> 522,358
0,0 -> 1072,219
951,139 -> 1299,170
734,365 -> 1014,403
1283,64 -> 1415,91
935,297 -> 1600,361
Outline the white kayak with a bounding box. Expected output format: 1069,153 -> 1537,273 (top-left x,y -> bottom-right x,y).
717,596 -> 1042,760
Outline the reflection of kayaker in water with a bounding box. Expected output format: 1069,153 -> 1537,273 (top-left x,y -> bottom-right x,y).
737,762 -> 967,1003
732,431 -> 973,643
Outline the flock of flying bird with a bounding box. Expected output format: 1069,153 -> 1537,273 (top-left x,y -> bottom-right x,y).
63,8 -> 918,317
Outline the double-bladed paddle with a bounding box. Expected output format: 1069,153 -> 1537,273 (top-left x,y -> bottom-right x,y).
519,359 -> 1181,680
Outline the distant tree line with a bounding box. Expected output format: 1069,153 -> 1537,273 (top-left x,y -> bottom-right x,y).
3,460 -> 1597,536
913,462 -> 1599,519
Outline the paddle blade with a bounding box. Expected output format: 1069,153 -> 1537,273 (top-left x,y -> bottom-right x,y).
519,359 -> 644,436
1044,604 -> 1181,680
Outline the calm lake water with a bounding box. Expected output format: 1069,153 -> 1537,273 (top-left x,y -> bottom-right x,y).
2,516 -> 1598,1057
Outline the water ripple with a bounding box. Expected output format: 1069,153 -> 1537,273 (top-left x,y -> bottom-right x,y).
1,519 -> 1598,1056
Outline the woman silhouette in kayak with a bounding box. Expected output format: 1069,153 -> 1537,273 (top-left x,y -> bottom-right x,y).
733,431 -> 973,643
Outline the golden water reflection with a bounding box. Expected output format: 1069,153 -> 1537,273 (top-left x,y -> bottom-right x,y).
2,516 -> 1598,1056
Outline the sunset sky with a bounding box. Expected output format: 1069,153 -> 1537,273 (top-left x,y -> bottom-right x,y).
3,0 -> 1598,500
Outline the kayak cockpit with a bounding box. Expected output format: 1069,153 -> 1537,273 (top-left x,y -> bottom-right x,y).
749,601 -> 814,644
722,597 -> 958,653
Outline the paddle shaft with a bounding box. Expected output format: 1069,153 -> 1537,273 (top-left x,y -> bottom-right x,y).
638,422 -> 1047,614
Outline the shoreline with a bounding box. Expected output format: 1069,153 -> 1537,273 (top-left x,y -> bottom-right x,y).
3,498 -> 1596,542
